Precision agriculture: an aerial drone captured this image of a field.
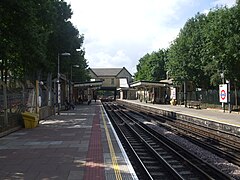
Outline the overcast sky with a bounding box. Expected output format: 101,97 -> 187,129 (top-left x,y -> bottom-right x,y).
65,0 -> 236,74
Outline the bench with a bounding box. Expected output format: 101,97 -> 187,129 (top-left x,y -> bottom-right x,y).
187,100 -> 201,109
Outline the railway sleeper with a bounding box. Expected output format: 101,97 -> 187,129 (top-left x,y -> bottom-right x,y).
140,156 -> 156,160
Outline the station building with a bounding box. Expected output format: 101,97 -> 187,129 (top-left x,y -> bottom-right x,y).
73,67 -> 133,102
73,67 -> 175,104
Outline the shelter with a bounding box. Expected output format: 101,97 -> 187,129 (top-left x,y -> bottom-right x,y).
73,81 -> 103,103
130,80 -> 170,104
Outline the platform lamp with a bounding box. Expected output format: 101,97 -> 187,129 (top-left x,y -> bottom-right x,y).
220,70 -> 225,112
182,61 -> 187,108
70,64 -> 80,103
57,52 -> 71,115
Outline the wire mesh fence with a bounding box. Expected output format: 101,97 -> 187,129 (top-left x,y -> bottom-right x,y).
176,89 -> 240,110
0,85 -> 54,134
0,90 -> 26,134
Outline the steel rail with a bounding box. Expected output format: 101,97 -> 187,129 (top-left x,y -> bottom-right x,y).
116,109 -> 231,180
103,103 -> 231,179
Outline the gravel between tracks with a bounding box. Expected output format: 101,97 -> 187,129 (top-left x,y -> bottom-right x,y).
143,120 -> 240,180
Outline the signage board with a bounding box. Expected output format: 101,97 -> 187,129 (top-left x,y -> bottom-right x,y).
58,84 -> 61,103
170,87 -> 176,100
219,84 -> 227,103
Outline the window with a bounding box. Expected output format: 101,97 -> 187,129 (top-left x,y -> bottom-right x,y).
111,78 -> 114,85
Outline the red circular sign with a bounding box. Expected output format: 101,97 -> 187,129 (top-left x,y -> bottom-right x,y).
220,90 -> 226,100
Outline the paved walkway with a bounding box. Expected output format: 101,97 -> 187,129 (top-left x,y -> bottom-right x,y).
0,101 -> 136,180
119,100 -> 240,127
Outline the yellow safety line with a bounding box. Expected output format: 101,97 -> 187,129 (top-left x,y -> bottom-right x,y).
101,106 -> 122,180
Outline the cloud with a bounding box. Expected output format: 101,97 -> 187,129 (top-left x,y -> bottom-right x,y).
212,0 -> 236,7
201,0 -> 236,14
66,0 -> 236,74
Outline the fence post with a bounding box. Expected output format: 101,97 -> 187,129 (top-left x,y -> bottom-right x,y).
22,84 -> 25,106
184,80 -> 187,107
36,80 -> 40,114
227,80 -> 231,113
53,79 -> 56,115
0,80 -> 8,126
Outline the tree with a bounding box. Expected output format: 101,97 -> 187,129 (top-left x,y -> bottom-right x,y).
167,13 -> 210,88
134,49 -> 167,81
0,0 -> 89,85
46,0 -> 89,82
0,0 -> 57,82
202,5 -> 240,87
167,4 -> 240,89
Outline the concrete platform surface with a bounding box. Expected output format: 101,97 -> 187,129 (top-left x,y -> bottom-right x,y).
0,101 -> 137,180
118,100 -> 240,128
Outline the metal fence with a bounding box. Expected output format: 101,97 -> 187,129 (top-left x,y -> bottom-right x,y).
0,90 -> 26,135
0,84 -> 54,135
177,89 -> 240,109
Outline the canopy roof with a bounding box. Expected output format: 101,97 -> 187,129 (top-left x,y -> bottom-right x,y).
130,80 -> 168,88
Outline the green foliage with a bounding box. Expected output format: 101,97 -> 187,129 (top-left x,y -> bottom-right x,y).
134,49 -> 167,81
0,0 -> 56,81
0,0 -> 88,84
166,3 -> 240,88
135,2 -> 240,90
167,13 -> 210,87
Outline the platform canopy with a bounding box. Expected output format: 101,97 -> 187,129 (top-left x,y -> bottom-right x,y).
130,80 -> 168,88
74,80 -> 103,88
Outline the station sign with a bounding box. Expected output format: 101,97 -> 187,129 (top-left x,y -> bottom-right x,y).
219,84 -> 228,103
58,83 -> 61,103
170,87 -> 176,100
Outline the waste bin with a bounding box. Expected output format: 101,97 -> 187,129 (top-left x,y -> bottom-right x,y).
170,99 -> 177,106
22,112 -> 39,128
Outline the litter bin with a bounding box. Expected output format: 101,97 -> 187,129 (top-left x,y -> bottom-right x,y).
22,112 -> 39,128
170,99 -> 177,106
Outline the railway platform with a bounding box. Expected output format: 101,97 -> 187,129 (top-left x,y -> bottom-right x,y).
117,99 -> 240,135
0,101 -> 137,180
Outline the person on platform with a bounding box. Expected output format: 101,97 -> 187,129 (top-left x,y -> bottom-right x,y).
87,94 -> 91,105
94,94 -> 97,102
64,99 -> 70,110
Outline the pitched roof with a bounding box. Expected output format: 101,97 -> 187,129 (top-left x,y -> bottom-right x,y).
90,68 -> 124,77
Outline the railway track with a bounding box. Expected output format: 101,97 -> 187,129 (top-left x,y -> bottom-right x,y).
103,102 -> 232,180
130,106 -> 240,167
161,117 -> 240,166
118,102 -> 240,167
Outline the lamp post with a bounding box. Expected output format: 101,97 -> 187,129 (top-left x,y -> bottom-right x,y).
182,60 -> 187,107
57,52 -> 70,115
220,71 -> 225,112
226,79 -> 231,113
184,80 -> 187,107
69,64 -> 79,104
71,65 -> 80,82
